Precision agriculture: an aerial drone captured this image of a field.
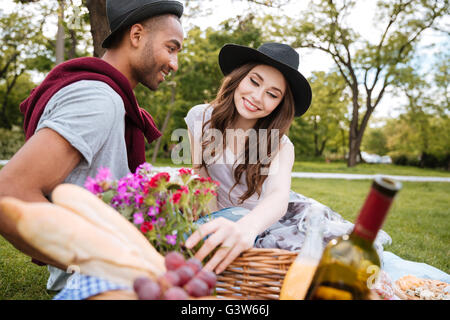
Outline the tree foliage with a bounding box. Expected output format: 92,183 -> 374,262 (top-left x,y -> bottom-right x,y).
0,4 -> 53,128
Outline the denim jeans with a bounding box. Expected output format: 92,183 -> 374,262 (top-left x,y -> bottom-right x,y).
192,206 -> 264,244
195,206 -> 251,225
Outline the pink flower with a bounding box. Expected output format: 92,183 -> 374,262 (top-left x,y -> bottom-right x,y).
156,217 -> 166,227
136,162 -> 152,174
179,186 -> 189,194
147,206 -> 160,217
178,168 -> 193,175
84,176 -> 102,195
133,212 -> 144,225
135,194 -> 144,207
166,234 -> 177,245
96,167 -> 112,181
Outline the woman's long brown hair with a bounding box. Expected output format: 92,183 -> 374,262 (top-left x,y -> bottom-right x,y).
198,62 -> 295,204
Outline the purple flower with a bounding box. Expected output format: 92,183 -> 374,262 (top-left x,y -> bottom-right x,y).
147,206 -> 160,217
84,176 -> 102,195
135,194 -> 144,207
166,234 -> 177,245
136,162 -> 152,174
156,218 -> 166,227
117,181 -> 128,194
133,212 -> 144,225
96,167 -> 112,181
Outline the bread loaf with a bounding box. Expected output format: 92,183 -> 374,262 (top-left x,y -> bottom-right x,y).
0,197 -> 161,287
51,183 -> 165,274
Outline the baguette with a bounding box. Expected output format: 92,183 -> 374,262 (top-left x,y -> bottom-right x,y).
0,197 -> 159,287
51,183 -> 165,274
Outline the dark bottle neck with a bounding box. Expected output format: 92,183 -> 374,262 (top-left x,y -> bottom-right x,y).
352,178 -> 400,243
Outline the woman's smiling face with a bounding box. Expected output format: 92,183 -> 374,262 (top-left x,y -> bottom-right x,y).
233,64 -> 287,122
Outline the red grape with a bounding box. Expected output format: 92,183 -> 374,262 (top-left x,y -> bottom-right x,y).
163,286 -> 189,300
176,265 -> 195,286
137,281 -> 162,300
184,278 -> 209,297
133,276 -> 152,293
186,257 -> 203,274
195,270 -> 217,289
158,270 -> 180,291
165,251 -> 186,271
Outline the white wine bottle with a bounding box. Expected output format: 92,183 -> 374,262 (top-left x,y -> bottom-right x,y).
280,204 -> 326,300
304,176 -> 401,300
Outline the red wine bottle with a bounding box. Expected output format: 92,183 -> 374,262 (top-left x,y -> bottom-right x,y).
304,176 -> 402,300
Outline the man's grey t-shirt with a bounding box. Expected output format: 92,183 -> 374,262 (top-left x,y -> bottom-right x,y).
35,80 -> 130,291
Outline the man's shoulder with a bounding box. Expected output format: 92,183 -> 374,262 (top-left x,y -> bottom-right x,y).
54,80 -> 122,101
40,80 -> 125,125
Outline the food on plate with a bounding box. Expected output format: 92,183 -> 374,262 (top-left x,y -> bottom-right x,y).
394,275 -> 449,300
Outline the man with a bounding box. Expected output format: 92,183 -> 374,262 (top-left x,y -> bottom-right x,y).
0,0 -> 184,291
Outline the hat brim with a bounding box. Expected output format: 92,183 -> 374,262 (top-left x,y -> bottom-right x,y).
219,44 -> 312,117
102,1 -> 183,48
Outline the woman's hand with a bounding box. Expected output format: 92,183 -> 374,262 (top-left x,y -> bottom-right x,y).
185,217 -> 257,274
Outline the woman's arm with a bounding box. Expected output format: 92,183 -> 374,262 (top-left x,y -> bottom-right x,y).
185,142 -> 295,274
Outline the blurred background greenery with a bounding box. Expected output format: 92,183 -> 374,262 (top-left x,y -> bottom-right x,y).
0,0 -> 448,169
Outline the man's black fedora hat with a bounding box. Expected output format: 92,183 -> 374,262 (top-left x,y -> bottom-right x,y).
102,0 -> 184,48
219,43 -> 312,117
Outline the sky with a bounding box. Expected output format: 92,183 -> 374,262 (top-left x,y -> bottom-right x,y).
2,0 -> 447,121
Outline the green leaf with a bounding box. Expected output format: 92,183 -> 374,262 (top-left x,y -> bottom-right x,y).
101,190 -> 115,204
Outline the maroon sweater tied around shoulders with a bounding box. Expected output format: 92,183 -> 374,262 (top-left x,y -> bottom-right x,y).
20,57 -> 161,173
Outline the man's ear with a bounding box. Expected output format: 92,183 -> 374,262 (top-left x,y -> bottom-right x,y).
128,23 -> 146,48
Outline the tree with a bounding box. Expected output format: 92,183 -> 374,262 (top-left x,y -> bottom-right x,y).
0,7 -> 50,128
385,44 -> 450,166
306,71 -> 349,157
278,0 -> 448,166
83,0 -> 108,58
362,127 -> 389,156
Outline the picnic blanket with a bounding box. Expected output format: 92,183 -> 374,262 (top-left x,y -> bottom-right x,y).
254,191 -> 391,265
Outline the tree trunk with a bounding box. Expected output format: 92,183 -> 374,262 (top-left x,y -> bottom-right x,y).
84,0 -> 108,58
68,29 -> 77,60
313,116 -> 319,156
55,0 -> 65,65
347,98 -> 359,167
318,138 -> 327,157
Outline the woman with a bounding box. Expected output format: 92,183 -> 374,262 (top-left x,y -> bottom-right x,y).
183,42 -> 312,274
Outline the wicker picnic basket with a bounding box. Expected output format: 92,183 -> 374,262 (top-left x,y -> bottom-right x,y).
214,248 -> 298,300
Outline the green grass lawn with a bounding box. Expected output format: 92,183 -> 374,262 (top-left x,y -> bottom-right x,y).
151,157 -> 450,177
0,161 -> 449,299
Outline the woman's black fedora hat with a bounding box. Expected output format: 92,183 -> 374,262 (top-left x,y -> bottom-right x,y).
219,43 -> 312,117
102,0 -> 184,48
